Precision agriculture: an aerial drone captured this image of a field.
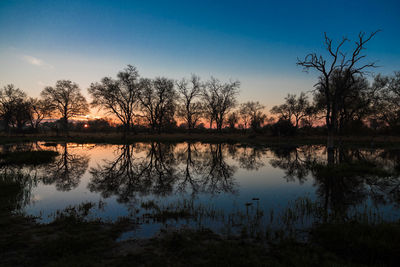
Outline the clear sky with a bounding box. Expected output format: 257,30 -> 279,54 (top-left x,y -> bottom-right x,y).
0,0 -> 399,110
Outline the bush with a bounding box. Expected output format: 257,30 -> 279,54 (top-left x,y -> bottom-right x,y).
271,119 -> 296,136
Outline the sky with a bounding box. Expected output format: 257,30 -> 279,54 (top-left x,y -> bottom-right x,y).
0,0 -> 399,111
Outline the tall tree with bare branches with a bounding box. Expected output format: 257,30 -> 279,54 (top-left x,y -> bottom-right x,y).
240,101 -> 266,131
41,80 -> 89,134
202,77 -> 240,132
27,97 -> 53,130
270,93 -> 310,128
89,65 -> 141,136
176,75 -> 204,131
297,31 -> 379,152
138,77 -> 176,133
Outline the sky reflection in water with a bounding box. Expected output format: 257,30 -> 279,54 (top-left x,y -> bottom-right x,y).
3,142 -> 400,238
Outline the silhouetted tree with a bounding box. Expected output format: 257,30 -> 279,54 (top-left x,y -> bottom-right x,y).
27,97 -> 53,130
271,118 -> 296,136
0,84 -> 27,133
41,80 -> 89,134
202,77 -> 240,131
314,74 -> 377,134
239,103 -> 251,131
271,93 -> 310,128
12,97 -> 31,132
176,75 -> 204,131
240,101 -> 266,131
227,112 -> 238,130
297,31 -> 379,150
89,65 -> 141,135
371,72 -> 400,132
138,77 -> 176,133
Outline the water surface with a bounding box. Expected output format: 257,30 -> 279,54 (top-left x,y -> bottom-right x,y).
2,142 -> 400,238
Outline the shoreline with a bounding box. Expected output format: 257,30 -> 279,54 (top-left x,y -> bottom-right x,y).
0,132 -> 399,148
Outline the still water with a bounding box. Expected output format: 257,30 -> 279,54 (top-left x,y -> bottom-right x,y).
2,142 -> 400,238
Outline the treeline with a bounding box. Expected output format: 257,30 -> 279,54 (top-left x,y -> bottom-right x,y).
0,67 -> 399,136
1,32 -> 399,137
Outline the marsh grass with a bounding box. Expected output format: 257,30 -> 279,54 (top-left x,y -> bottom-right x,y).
136,196 -> 387,245
1,193 -> 399,266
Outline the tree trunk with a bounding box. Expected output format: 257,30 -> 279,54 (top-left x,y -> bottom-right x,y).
63,117 -> 69,136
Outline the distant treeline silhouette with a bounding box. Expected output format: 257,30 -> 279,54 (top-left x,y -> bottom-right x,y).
1,31 -> 399,139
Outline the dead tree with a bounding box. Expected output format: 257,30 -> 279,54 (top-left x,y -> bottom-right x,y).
297,31 -> 379,156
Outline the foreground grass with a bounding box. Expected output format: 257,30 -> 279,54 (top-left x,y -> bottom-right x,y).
1,210 -> 400,267
1,132 -> 400,147
1,190 -> 399,267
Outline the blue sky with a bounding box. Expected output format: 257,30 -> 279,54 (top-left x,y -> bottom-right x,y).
0,0 -> 399,108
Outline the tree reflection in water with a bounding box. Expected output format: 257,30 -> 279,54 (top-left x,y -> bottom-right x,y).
2,141 -> 400,225
269,145 -> 318,184
199,143 -> 237,194
175,143 -> 203,194
88,142 -> 239,203
0,167 -> 34,212
89,143 -> 178,203
235,145 -> 267,171
41,143 -> 89,191
269,145 -> 400,220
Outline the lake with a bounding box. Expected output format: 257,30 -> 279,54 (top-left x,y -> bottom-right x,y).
2,142 -> 400,238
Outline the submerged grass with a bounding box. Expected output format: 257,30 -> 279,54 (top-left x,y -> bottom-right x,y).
1,195 -> 399,266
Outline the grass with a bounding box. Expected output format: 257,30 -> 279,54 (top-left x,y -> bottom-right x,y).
311,222 -> 400,266
1,194 -> 399,266
0,150 -> 59,166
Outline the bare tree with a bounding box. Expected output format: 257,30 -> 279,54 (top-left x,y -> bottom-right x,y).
176,75 -> 203,131
297,31 -> 379,151
371,72 -> 400,130
27,98 -> 53,130
12,98 -> 31,131
270,93 -> 310,128
89,65 -> 141,135
240,101 -> 266,131
239,103 -> 251,130
202,77 -> 240,132
41,80 -> 89,133
138,77 -> 176,133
